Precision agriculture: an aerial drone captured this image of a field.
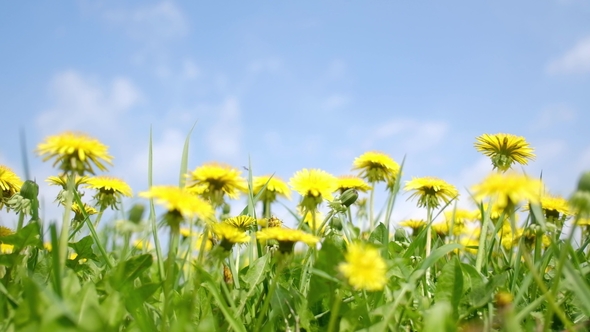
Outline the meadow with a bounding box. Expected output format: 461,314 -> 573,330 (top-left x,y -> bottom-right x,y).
1,130 -> 590,331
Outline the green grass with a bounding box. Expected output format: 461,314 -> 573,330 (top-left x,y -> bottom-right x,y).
1,128 -> 590,331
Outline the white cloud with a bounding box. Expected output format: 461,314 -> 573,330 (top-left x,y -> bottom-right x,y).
247,58 -> 282,74
129,128 -> 185,186
35,70 -> 141,135
531,105 -> 576,130
206,97 -> 242,159
321,94 -> 350,111
364,119 -> 449,152
103,1 -> 187,43
546,36 -> 590,75
182,59 -> 200,80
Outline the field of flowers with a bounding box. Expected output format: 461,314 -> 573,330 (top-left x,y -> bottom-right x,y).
1,130 -> 590,331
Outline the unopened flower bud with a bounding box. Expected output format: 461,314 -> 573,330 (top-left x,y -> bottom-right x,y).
127,204 -> 145,225
19,180 -> 39,201
340,189 -> 358,208
577,171 -> 590,193
331,216 -> 343,231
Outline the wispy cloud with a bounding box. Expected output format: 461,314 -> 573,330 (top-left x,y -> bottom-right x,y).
546,36 -> 590,75
128,128 -> 185,186
103,1 -> 187,44
35,70 -> 142,135
321,94 -> 350,111
364,119 -> 449,152
530,104 -> 576,130
206,97 -> 243,160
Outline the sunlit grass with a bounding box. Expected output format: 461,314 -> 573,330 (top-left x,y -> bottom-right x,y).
0,128 -> 589,331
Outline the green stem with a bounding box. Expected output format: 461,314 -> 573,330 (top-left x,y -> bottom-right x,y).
58,174 -> 75,271
475,210 -> 491,273
162,224 -> 180,330
72,191 -> 113,269
425,207 -> 433,282
16,213 -> 25,232
254,259 -> 286,331
327,289 -> 343,332
543,218 -> 578,332
369,182 -> 376,231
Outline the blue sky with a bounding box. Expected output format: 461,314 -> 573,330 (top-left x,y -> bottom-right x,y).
1,1 -> 590,225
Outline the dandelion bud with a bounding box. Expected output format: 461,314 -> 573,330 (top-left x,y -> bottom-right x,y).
495,291 -> 513,309
331,216 -> 343,231
340,189 -> 358,208
577,171 -> 590,193
19,180 -> 39,201
127,204 -> 145,225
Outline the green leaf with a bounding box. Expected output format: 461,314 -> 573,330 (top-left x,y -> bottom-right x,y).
423,301 -> 456,332
562,261 -> 590,316
0,222 -> 41,250
434,256 -> 463,319
68,235 -> 97,261
236,253 -> 270,315
369,222 -> 388,245
413,243 -> 461,278
121,254 -> 153,284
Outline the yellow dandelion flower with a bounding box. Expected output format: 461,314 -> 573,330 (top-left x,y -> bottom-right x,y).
338,242 -> 387,291
44,242 -> 52,251
180,227 -> 192,238
577,218 -> 590,226
0,165 -> 23,211
212,223 -> 249,250
85,176 -> 132,210
459,238 -> 479,255
336,175 -> 371,193
522,228 -> 551,248
139,185 -> 214,221
472,173 -> 542,208
352,151 -> 400,183
46,175 -> 88,190
258,216 -> 283,228
444,209 -> 477,227
194,233 -> 214,251
257,227 -> 319,253
405,177 -> 458,209
253,175 -> 291,202
398,219 -> 426,234
223,215 -> 257,231
523,195 -> 571,221
0,226 -> 14,237
36,131 -> 113,175
71,202 -> 98,221
289,168 -> 337,210
133,239 -> 152,250
474,133 -> 535,172
1,244 -> 14,254
432,221 -> 461,237
187,163 -> 247,204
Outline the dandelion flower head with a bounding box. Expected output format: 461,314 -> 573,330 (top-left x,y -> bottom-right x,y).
188,162 -> 247,202
36,132 -> 113,175
257,227 -> 319,252
85,176 -> 133,209
253,175 -> 291,202
139,185 -> 214,221
0,165 -> 23,210
338,242 -> 387,291
474,133 -> 535,172
405,177 -> 458,209
472,173 -> 542,208
289,169 -> 337,209
352,151 -> 400,183
223,215 -> 257,231
336,175 -> 371,193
